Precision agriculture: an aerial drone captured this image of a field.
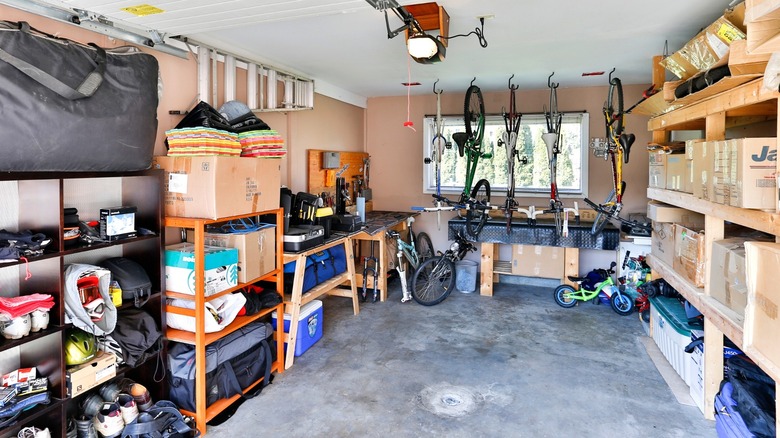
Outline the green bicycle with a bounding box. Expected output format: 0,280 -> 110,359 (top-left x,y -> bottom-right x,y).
553,261 -> 634,316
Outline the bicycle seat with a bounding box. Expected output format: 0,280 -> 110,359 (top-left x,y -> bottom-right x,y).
567,275 -> 588,282
386,230 -> 400,239
620,133 -> 635,164
452,132 -> 468,157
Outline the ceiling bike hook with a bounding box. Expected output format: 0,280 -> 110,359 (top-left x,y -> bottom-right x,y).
547,72 -> 558,89
508,74 -> 518,91
433,79 -> 442,95
470,77 -> 476,87
608,67 -> 616,83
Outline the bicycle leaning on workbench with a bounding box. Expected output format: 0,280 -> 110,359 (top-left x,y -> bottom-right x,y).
415,79 -> 493,238
583,69 -> 650,236
385,216 -> 434,303
410,230 -> 476,306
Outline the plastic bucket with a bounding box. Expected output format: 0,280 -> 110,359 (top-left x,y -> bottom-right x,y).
455,260 -> 478,293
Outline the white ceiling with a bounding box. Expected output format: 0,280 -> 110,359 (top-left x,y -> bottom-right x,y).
31,0 -> 738,100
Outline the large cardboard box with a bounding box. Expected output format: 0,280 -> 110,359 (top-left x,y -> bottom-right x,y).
165,243 -> 239,296
66,351 -> 116,397
710,238 -> 750,316
744,242 -> 780,381
673,225 -> 706,287
651,222 -> 676,268
727,138 -> 777,209
647,201 -> 705,228
692,141 -> 715,200
511,245 -> 564,279
188,227 -> 277,283
666,154 -> 687,191
712,140 -> 730,204
153,156 -> 281,219
648,152 -> 667,189
729,39 -> 771,75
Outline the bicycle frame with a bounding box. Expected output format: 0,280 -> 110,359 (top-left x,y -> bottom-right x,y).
566,275 -> 618,302
500,74 -> 526,233
427,80 -> 448,230
387,217 -> 422,303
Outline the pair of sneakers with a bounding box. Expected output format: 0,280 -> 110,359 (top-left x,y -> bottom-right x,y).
0,310 -> 49,340
92,394 -> 139,438
17,427 -> 50,438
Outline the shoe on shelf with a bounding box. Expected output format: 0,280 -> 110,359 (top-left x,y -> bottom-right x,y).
80,393 -> 104,418
99,382 -> 121,402
30,309 -> 49,332
17,427 -> 51,438
75,416 -> 97,438
117,393 -> 139,424
129,383 -> 152,412
93,402 -> 124,438
66,418 -> 78,438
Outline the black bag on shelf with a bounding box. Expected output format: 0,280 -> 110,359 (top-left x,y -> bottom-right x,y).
725,355 -> 776,438
167,321 -> 274,412
0,21 -> 159,172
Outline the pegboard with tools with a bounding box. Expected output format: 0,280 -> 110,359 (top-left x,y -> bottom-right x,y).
307,149 -> 371,207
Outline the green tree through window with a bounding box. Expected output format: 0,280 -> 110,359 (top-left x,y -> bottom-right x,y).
423,113 -> 589,196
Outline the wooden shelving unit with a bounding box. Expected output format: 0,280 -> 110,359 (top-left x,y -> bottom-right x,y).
163,209 -> 285,434
644,50 -> 780,423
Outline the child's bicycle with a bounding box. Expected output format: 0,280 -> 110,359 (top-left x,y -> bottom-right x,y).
553,261 -> 634,316
409,230 -> 476,306
385,216 -> 434,303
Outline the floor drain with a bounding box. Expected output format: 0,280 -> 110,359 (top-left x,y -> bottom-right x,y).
417,384 -> 483,418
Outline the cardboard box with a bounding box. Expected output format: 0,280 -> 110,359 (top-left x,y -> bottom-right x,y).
648,152 -> 667,189
673,225 -> 706,287
685,139 -> 703,161
165,243 -> 239,296
153,156 -> 281,219
729,39 -> 771,75
651,222 -> 676,268
683,159 -> 694,194
710,238 -> 750,316
511,245 -> 564,279
744,242 -> 780,381
727,138 -> 777,209
692,141 -> 715,200
665,154 -> 687,191
188,227 -> 276,283
66,351 -> 116,397
712,140 -> 730,204
647,201 -> 705,228
660,3 -> 746,80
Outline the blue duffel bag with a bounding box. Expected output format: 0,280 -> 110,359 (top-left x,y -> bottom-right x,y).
283,244 -> 347,293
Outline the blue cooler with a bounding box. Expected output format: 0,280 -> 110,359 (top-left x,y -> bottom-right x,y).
272,300 -> 323,357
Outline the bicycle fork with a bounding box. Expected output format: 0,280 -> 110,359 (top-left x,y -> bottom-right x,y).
362,241 -> 379,303
396,245 -> 412,303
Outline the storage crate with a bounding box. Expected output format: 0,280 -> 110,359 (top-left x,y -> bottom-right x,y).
650,296 -> 696,387
272,300 -> 323,357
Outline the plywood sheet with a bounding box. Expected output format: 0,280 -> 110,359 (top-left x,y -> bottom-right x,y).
307,149 -> 369,200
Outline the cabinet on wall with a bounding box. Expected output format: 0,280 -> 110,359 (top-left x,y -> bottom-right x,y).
644,77 -> 780,422
163,209 -> 285,435
0,170 -> 165,438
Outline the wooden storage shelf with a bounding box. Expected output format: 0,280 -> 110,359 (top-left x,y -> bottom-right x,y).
0,325 -> 65,354
164,209 -> 285,434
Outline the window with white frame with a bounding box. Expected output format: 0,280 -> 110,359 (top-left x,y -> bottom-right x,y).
422,113 -> 589,197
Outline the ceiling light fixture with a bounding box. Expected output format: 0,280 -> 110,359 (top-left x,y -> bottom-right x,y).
407,32 -> 437,58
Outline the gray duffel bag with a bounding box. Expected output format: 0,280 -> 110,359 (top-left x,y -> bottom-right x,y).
0,21 -> 159,172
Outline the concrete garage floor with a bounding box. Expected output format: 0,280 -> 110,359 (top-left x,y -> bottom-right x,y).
207,279 -> 716,437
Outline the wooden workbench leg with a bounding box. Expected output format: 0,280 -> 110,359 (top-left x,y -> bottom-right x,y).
285,254 -> 306,370
480,243 -> 494,296
563,247 -> 579,286
345,239 -> 360,315
379,235 -> 388,302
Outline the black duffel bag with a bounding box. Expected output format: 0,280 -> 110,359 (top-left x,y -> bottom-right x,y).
0,21 -> 159,172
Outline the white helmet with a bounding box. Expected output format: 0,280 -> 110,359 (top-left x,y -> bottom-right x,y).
30,309 -> 50,332
1,314 -> 31,339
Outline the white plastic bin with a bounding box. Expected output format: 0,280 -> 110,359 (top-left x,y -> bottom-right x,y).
455,260 -> 478,293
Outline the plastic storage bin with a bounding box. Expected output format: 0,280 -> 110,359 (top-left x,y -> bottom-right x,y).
455,260 -> 478,293
272,300 -> 323,357
650,296 -> 696,387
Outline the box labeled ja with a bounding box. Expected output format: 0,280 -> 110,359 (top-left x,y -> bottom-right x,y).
165,243 -> 238,296
272,300 -> 323,357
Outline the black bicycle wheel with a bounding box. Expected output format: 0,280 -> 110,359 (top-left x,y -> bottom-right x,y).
464,85 -> 485,145
411,256 -> 455,306
607,77 -> 624,136
466,178 -> 491,237
415,232 -> 434,264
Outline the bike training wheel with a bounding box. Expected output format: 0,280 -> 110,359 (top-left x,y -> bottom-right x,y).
553,284 -> 578,308
607,77 -> 624,136
411,256 -> 455,306
465,178 -> 491,237
464,85 -> 485,145
610,292 -> 634,316
415,232 -> 434,264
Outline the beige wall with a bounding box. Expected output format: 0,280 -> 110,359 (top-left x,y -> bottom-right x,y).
366,85 -> 651,241
0,6 -> 366,194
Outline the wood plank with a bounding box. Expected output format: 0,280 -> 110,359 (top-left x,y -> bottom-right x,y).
630,92 -> 682,117
705,112 -> 726,141
648,78 -> 779,131
480,243 -> 494,296
307,149 -> 369,200
674,75 -> 762,107
703,318 -> 724,420
746,0 -> 780,22
563,247 -> 578,287
647,188 -> 780,235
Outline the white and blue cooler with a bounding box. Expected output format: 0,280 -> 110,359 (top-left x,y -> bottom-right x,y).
272,300 -> 323,357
